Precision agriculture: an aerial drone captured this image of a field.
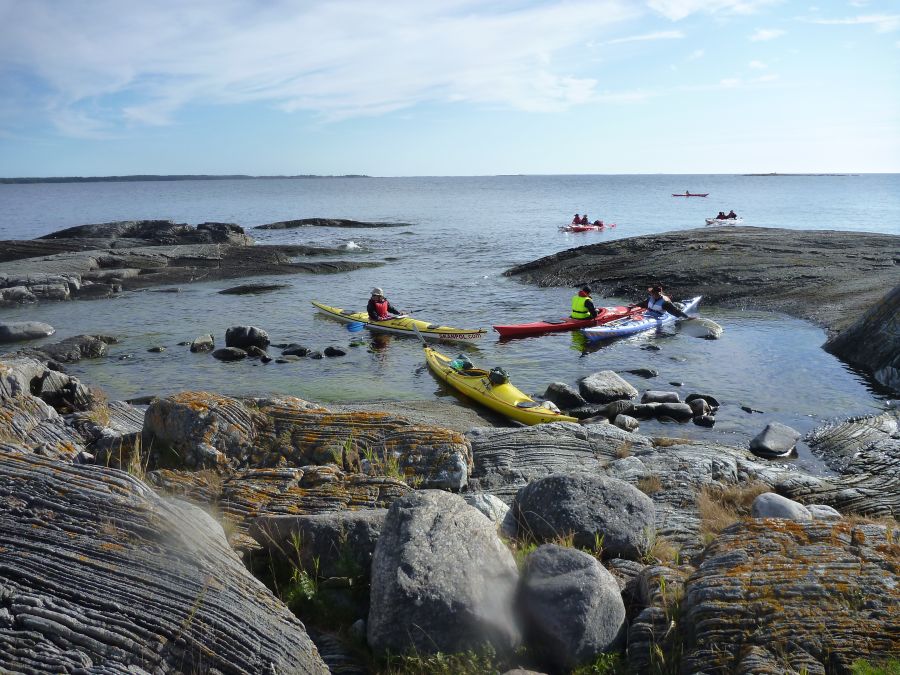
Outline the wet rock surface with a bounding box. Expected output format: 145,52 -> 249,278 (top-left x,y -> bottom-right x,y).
0,321 -> 55,343
0,220 -> 382,305
0,450 -> 328,673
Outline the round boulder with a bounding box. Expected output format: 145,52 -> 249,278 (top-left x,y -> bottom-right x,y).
751,493 -> 812,521
750,422 -> 801,458
518,544 -> 626,671
578,371 -> 638,404
189,334 -> 214,353
212,347 -> 247,361
614,414 -> 640,432
368,490 -> 521,656
641,391 -> 681,404
513,473 -> 656,560
544,382 -> 587,410
225,325 -> 270,350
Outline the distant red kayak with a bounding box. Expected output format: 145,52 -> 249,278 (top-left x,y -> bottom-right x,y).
493,305 -> 639,338
559,222 -> 616,232
672,193 -> 709,197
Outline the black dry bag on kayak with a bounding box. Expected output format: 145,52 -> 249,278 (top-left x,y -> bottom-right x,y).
489,367 -> 509,385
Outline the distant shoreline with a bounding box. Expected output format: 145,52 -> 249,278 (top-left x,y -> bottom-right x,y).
743,172 -> 856,177
0,174 -> 369,185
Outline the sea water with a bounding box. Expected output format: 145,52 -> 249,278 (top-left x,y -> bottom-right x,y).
1,174 -> 897,473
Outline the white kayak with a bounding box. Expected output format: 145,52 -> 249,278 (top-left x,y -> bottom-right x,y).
705,217 -> 743,226
582,296 -> 702,341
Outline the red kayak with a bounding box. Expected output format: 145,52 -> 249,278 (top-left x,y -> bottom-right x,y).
493,305 -> 639,338
559,222 -> 616,232
672,193 -> 709,197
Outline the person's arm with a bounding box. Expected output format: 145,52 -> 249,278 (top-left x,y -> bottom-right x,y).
366,298 -> 379,320
585,299 -> 598,319
387,301 -> 402,316
662,299 -> 690,318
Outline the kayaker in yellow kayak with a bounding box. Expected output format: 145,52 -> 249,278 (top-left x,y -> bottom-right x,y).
571,286 -> 599,320
367,287 -> 403,321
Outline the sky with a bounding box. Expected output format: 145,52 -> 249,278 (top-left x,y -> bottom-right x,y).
0,0 -> 898,176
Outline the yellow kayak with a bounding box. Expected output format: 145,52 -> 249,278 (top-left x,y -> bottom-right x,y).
423,345 -> 579,426
312,301 -> 486,343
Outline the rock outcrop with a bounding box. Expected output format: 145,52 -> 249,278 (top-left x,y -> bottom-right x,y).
824,284 -> 900,393
256,218 -> 413,229
0,450 -> 328,673
681,519 -> 899,673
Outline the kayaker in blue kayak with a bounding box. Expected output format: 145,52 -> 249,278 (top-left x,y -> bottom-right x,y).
636,284 -> 692,319
571,286 -> 599,320
367,287 -> 402,321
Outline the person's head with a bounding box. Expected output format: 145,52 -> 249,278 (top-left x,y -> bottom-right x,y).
371,287 -> 384,299
648,284 -> 663,297
579,285 -> 591,297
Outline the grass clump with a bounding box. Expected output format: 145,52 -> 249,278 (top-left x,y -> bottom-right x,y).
637,474 -> 662,495
379,645 -> 499,674
697,481 -> 770,544
851,658 -> 900,675
571,652 -> 628,674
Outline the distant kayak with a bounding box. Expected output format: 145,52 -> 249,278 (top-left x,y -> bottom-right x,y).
312,301 -> 486,342
705,217 -> 744,226
673,193 -> 709,197
423,345 -> 578,425
582,296 -> 702,342
493,305 -> 640,338
559,222 -> 616,232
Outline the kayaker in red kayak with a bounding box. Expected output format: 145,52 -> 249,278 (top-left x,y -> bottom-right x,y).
635,284 -> 691,319
571,286 -> 599,320
572,213 -> 581,224
367,287 -> 402,321
716,211 -> 727,220
592,219 -> 604,227
727,210 -> 738,219
580,214 -> 589,225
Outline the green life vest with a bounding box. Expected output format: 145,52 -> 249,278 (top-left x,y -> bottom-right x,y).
571,294 -> 591,319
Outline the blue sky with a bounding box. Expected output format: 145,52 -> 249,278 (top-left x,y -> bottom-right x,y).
0,0 -> 898,176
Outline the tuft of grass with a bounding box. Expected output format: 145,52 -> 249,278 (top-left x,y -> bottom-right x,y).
571,652 -> 628,675
652,437 -> 691,448
379,645 -> 499,675
361,444 -> 406,481
123,436 -> 151,482
697,481 -> 771,544
637,474 -> 663,495
615,441 -> 633,459
851,658 -> 900,675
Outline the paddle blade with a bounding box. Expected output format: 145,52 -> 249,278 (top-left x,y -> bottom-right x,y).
347,321 -> 365,332
680,317 -> 723,339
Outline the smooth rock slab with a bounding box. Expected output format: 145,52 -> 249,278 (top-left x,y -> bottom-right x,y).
368,490 -> 521,655
518,544 -> 626,671
0,321 -> 55,343
0,450 -> 328,674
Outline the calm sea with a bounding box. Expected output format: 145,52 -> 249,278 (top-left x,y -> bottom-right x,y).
2,174 -> 898,473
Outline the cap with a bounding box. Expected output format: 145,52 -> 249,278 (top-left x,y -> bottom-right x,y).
371,287 -> 384,296
580,285 -> 591,293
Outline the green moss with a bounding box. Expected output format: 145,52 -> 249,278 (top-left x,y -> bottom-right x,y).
851,659 -> 900,675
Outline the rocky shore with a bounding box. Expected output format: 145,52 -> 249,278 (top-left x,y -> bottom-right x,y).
0,328 -> 896,673
505,226 -> 900,392
0,219 -> 384,306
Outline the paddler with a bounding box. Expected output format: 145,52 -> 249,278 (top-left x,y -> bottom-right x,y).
570,286 -> 598,320
367,287 -> 402,321
637,284 -> 692,319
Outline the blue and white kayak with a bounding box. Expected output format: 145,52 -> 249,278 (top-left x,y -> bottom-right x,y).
581,296 -> 702,341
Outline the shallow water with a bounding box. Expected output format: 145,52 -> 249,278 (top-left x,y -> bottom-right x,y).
1,174 -> 897,474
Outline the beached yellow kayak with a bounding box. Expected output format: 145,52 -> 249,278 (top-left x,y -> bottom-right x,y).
312,301 -> 486,342
423,345 -> 579,426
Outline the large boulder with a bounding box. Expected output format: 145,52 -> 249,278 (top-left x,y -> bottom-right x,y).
0,450 -> 327,673
751,492 -> 813,521
578,371 -> 638,404
367,490 -> 521,655
825,283 -> 900,393
543,382 -> 586,409
518,544 -> 626,671
512,473 -> 656,560
225,325 -> 270,350
0,321 -> 55,343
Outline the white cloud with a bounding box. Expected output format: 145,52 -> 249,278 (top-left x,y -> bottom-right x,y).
809,14 -> 900,32
0,0 -> 643,135
687,49 -> 705,60
750,28 -> 787,40
646,0 -> 781,21
605,30 -> 684,45
749,60 -> 768,68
